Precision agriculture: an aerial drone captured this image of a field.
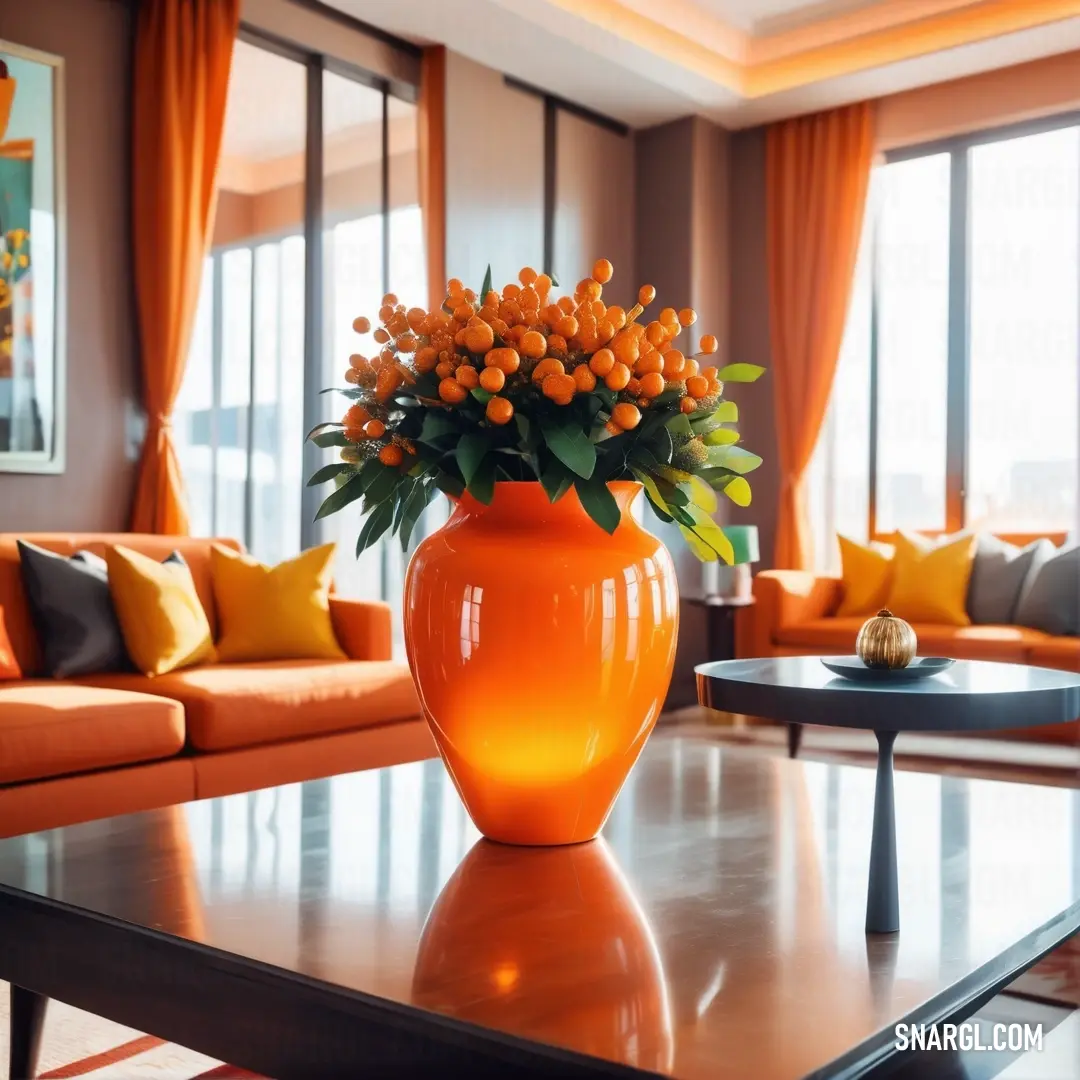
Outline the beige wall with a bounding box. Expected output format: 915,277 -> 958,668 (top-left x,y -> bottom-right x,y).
727,128 -> 778,571
877,49 -> 1080,151
444,53 -> 545,291
553,111 -> 634,288
1,0 -> 139,532
635,117 -> 744,703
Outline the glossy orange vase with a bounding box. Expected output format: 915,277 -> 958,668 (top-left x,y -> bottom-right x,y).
404,481 -> 679,846
412,838 -> 673,1071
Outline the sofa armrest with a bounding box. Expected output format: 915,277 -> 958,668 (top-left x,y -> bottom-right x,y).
736,570 -> 843,658
330,597 -> 393,661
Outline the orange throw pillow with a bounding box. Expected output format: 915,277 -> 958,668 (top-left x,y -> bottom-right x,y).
0,607 -> 21,679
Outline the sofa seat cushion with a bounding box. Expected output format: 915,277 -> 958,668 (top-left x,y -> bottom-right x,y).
78,660 -> 422,752
1028,638 -> 1080,672
774,617 -> 1050,662
0,683 -> 185,785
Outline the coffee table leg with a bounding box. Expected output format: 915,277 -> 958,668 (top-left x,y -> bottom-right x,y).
9,984 -> 46,1079
866,729 -> 899,935
787,723 -> 803,758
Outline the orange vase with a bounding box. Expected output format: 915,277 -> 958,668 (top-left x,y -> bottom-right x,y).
412,838 -> 673,1071
404,480 -> 679,846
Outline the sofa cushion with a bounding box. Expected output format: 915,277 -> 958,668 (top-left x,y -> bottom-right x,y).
211,543 -> 345,662
0,683 -> 185,785
16,542 -> 131,678
967,535 -> 1054,625
1028,638 -> 1080,672
106,546 -> 215,676
78,660 -> 422,752
1015,544 -> 1080,636
774,617 -> 1050,663
0,534 -> 242,676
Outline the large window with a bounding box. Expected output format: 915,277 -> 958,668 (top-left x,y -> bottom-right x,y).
810,117 -> 1080,569
174,35 -> 424,627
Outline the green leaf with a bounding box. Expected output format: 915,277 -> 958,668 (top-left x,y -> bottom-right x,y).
549,271 -> 560,288
593,387 -> 617,412
540,419 -> 596,479
643,493 -> 673,523
684,505 -> 735,564
632,468 -> 672,520
434,471 -> 465,499
360,465 -> 401,511
703,427 -> 740,446
419,412 -> 457,445
709,445 -> 763,474
684,474 -> 718,514
575,474 -> 620,535
307,462 -> 350,487
311,430 -> 351,449
715,363 -> 765,383
456,432 -> 489,486
470,387 -> 494,404
539,459 -> 574,504
357,456 -> 384,490
356,499 -> 395,556
514,413 -> 531,445
399,479 -> 432,551
723,476 -> 752,507
650,389 -> 683,408
480,264 -> 493,301
306,421 -> 343,442
314,473 -> 366,520
680,525 -> 717,562
664,413 -> 694,437
467,455 -> 497,505
690,401 -> 738,435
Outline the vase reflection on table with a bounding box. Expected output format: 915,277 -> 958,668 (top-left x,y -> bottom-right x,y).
412,837 -> 673,1073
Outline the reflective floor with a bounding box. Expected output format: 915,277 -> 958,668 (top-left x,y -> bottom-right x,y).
2,738 -> 1080,1079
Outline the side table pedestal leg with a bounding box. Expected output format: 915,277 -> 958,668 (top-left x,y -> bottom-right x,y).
866,729 -> 899,934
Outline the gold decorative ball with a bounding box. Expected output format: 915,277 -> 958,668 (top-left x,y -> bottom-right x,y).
855,608 -> 917,669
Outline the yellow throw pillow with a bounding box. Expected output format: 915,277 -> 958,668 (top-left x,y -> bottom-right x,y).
837,535 -> 895,616
886,531 -> 977,626
106,546 -> 216,676
211,543 -> 346,663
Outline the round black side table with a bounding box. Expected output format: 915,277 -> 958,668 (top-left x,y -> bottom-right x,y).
695,656 -> 1080,934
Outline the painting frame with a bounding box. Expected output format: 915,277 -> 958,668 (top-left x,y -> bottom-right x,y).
0,38 -> 66,475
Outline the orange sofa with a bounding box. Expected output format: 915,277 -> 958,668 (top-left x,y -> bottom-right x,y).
0,534 -> 436,838
737,569 -> 1080,744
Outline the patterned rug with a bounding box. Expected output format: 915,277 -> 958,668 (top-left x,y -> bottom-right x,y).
0,985 -> 260,1079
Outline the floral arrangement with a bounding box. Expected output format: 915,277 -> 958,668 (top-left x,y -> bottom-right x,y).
308,259 -> 763,561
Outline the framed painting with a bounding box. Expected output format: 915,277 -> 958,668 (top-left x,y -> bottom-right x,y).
0,40 -> 65,474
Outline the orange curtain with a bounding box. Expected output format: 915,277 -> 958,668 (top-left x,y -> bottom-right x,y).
766,101 -> 874,570
130,0 -> 239,534
418,46 -> 446,313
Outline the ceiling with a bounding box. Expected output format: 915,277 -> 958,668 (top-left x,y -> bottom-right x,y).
327,0 -> 1080,128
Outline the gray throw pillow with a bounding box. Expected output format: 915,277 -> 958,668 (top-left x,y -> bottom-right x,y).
966,535 -> 1054,625
1014,544 -> 1080,636
17,541 -> 133,678
16,543 -> 186,678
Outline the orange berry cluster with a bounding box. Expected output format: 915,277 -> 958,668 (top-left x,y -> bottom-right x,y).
341,258 -> 724,457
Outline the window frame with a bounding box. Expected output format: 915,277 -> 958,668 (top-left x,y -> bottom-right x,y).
187,25 -> 418,584
866,109 -> 1080,541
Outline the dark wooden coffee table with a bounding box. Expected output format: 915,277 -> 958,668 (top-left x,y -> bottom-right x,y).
3,738 -> 1080,1079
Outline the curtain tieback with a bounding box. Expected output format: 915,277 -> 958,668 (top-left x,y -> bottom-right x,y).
147,413 -> 173,432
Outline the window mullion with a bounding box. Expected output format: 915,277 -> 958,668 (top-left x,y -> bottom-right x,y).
867,208 -> 880,540
243,249 -> 257,551
945,146 -> 970,534
210,252 -> 224,537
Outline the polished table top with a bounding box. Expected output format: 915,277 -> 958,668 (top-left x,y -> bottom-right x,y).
2,737 -> 1080,1079
697,656 -> 1080,731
